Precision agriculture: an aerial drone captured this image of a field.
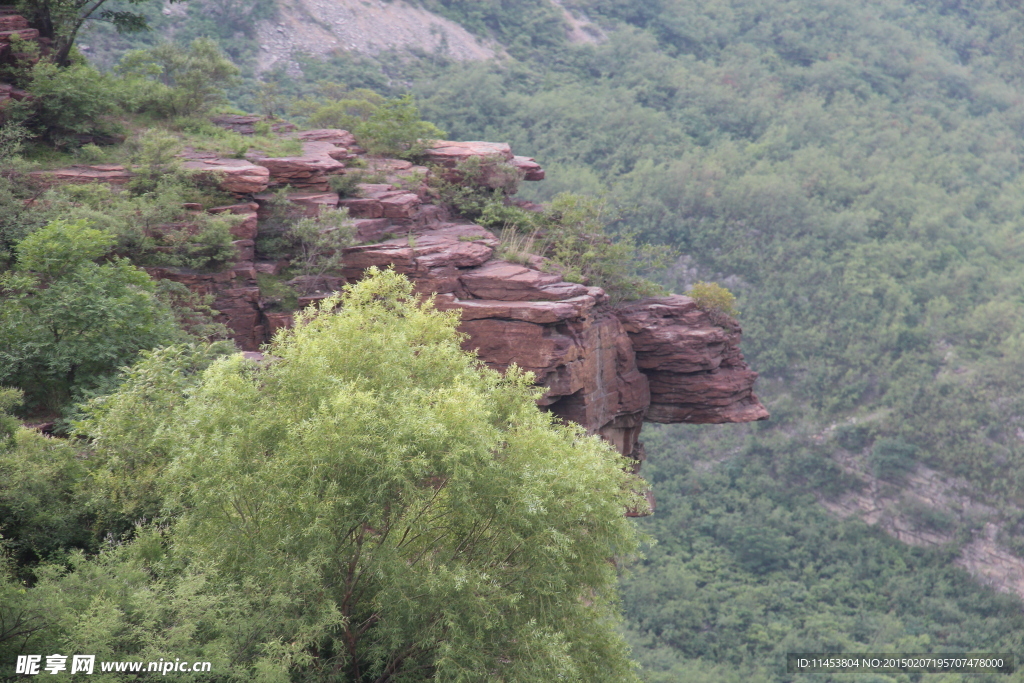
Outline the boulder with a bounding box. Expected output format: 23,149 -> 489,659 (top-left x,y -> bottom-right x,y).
254,191 -> 339,218
265,312 -> 294,337
181,157 -> 270,195
511,155 -> 545,181
615,295 -> 769,424
248,141 -> 346,191
342,224 -> 496,278
459,261 -> 588,301
232,239 -> 255,262
424,140 -> 513,167
290,128 -> 356,147
339,183 -> 422,221
0,16 -> 31,31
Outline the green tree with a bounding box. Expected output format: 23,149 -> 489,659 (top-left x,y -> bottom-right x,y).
16,0 -> 182,67
61,268 -> 645,682
168,269 -> 643,681
117,38 -> 241,117
21,60 -> 123,145
0,219 -> 183,411
353,94 -> 445,159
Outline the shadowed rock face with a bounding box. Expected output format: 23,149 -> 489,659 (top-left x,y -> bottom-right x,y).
616,296 -> 769,424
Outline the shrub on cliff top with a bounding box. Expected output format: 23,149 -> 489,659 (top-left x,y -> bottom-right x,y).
353,94 -> 446,159
540,193 -> 673,303
117,38 -> 240,118
687,281 -> 738,323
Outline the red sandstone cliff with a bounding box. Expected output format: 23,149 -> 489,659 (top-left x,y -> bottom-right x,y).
31,125 -> 769,508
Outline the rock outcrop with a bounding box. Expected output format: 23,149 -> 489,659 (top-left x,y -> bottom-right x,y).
29,125 -> 768,514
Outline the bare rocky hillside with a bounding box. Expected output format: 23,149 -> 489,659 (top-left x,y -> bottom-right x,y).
255,0 -> 496,75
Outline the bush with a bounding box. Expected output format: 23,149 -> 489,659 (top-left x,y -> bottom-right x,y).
289,207 -> 356,282
0,122 -> 29,159
0,219 -> 184,411
0,387 -> 21,446
14,218 -> 113,276
688,281 -> 738,322
870,437 -> 919,482
23,61 -> 123,145
327,168 -> 386,197
835,422 -> 874,451
292,86 -> 386,130
539,193 -> 672,303
352,94 -> 445,159
117,38 -> 241,118
53,182 -> 238,271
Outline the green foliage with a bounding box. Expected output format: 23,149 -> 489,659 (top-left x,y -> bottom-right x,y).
255,272 -> 299,312
539,193 -> 673,303
289,207 -> 356,281
429,155 -> 527,225
687,281 -> 738,322
0,173 -> 51,270
254,189 -> 355,265
352,94 -> 445,160
118,38 -> 241,117
253,187 -> 299,260
9,269 -> 645,681
870,437 -> 919,483
171,269 -> 643,680
0,122 -> 29,160
0,387 -> 22,447
154,280 -> 231,340
621,423 -> 1024,682
418,0 -> 568,56
0,427 -> 95,572
834,422 -> 874,452
291,85 -> 386,130
14,218 -> 114,276
22,61 -> 124,145
51,182 -> 237,271
327,168 -> 386,197
0,220 -> 184,411
72,343 -> 232,537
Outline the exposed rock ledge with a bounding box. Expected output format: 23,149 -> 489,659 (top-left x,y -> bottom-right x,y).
40,131 -> 769,512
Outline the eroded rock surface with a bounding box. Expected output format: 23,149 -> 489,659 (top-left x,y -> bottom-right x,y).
181,157 -> 270,196
28,165 -> 133,186
32,127 -> 767,514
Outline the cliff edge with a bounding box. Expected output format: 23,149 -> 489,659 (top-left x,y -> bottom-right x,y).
30,126 -> 769,511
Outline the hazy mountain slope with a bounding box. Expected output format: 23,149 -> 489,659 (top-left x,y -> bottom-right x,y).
252,0 -> 495,75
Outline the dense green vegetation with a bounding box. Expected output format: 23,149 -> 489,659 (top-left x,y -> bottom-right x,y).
624,422 -> 1024,682
1,271 -> 645,681
8,0 -> 1024,679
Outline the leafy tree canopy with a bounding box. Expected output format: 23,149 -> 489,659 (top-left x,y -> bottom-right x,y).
4,268 -> 646,682
16,0 -> 184,66
0,219 -> 184,412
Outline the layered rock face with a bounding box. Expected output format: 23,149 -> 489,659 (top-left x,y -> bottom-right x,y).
35,130 -> 768,505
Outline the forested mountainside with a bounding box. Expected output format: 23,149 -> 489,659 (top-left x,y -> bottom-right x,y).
5,0 -> 1024,680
